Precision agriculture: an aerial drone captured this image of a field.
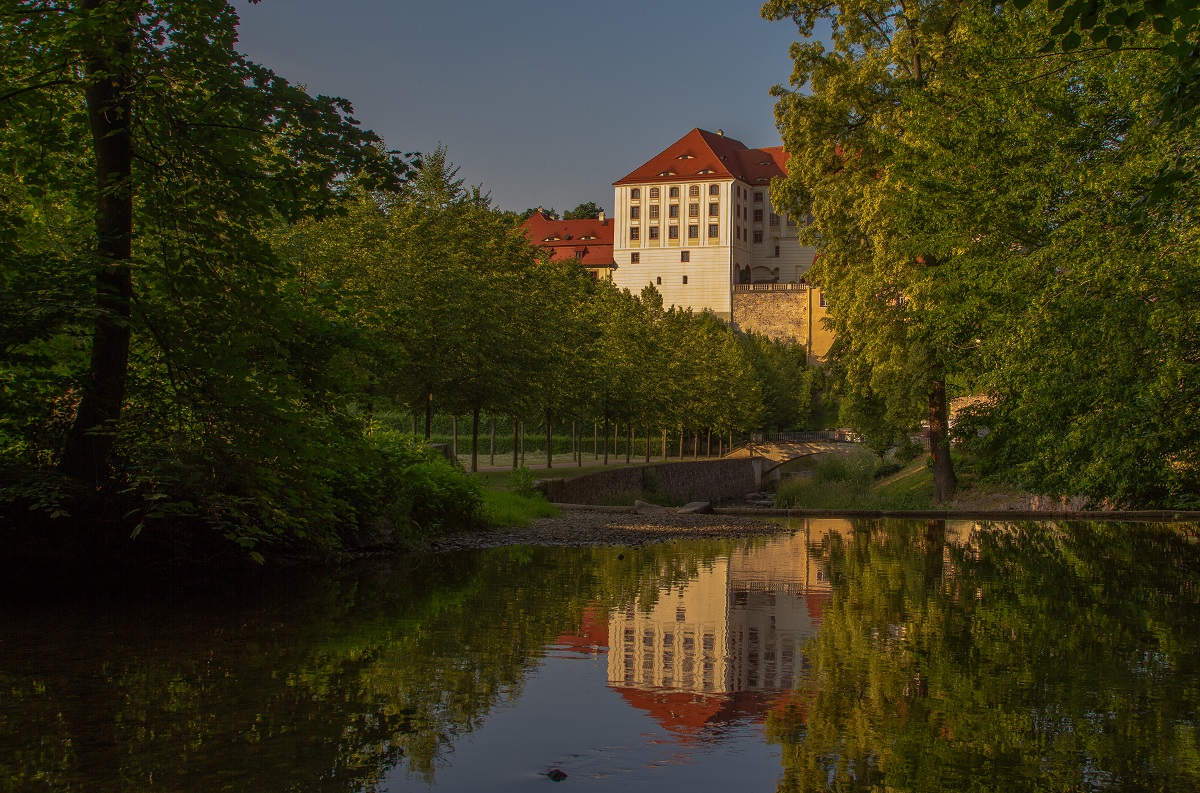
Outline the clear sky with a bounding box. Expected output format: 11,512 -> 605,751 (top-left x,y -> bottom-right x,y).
232,1 -> 807,215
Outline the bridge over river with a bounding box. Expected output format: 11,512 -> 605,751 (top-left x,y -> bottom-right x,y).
723,431 -> 862,474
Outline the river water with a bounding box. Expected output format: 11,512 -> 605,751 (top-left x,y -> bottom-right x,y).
2,519 -> 1198,792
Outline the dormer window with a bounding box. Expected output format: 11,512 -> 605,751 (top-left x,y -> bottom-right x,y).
758,160 -> 771,166
676,154 -> 694,160
697,169 -> 714,175
659,170 -> 676,177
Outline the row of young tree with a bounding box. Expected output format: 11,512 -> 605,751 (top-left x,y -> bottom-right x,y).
765,0 -> 1200,507
0,1 -> 809,556
277,147 -> 812,473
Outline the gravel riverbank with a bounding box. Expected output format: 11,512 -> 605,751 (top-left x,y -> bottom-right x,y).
427,510 -> 787,551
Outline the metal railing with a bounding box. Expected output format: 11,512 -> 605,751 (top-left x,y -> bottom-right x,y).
732,282 -> 810,292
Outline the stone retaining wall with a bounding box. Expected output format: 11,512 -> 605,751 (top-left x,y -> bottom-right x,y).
537,459 -> 758,505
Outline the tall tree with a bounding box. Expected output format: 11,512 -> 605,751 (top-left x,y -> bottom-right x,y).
2,0 -> 406,485
764,0 -> 976,502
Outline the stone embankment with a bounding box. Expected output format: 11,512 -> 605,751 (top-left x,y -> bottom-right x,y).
428,510 -> 782,551
536,458 -> 759,505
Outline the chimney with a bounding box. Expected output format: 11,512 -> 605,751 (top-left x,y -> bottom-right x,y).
598,210 -> 606,224
717,129 -> 724,137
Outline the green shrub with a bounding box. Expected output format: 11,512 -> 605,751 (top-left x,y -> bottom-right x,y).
482,490 -> 558,527
812,450 -> 877,489
506,466 -> 540,498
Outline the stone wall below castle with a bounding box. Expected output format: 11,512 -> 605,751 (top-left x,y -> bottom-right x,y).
731,287 -> 833,361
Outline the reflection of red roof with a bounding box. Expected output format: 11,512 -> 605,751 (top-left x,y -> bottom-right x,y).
805,591 -> 833,623
552,607 -> 609,655
613,688 -> 782,744
613,128 -> 789,186
521,211 -> 615,269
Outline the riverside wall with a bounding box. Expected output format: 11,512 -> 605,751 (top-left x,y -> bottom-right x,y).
730,285 -> 835,362
537,459 -> 759,505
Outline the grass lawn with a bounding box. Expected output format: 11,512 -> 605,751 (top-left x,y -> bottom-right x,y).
481,490 -> 559,527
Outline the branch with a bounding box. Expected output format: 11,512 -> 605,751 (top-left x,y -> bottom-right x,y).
0,79 -> 73,104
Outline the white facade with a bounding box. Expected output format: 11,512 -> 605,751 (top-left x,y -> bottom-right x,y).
613,179 -> 818,321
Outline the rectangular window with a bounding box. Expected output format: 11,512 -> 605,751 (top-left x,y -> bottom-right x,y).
708,224 -> 719,238
754,230 -> 763,243
770,213 -> 780,226
774,245 -> 781,257
688,203 -> 699,218
656,276 -> 661,284
630,206 -> 640,219
688,224 -> 698,238
681,251 -> 690,262
819,291 -> 827,307
649,205 -> 659,219
669,186 -> 680,198
709,202 -> 719,217
689,185 -> 700,197
649,226 -> 659,240
575,251 -> 584,260
631,188 -> 641,200
649,187 -> 660,198
668,225 -> 679,240
754,191 -> 763,202
709,184 -> 720,196
631,252 -> 640,263
630,227 -> 639,240
682,275 -> 688,284
668,204 -> 679,219
753,209 -> 764,222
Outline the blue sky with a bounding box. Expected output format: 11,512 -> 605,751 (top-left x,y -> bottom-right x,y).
232,1 -> 808,214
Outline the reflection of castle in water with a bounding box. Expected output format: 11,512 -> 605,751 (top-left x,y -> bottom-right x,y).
558,522 -> 854,741
607,527 -> 832,697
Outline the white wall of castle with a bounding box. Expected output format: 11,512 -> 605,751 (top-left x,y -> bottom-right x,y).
612,180 -> 819,321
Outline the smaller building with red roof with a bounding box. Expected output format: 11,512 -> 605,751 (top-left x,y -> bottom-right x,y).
521,210 -> 616,280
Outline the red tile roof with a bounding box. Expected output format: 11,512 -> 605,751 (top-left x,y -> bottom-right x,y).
614,129 -> 789,186
521,211 -> 615,268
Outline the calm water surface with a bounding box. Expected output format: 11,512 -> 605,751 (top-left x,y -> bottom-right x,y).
2,519 -> 1198,792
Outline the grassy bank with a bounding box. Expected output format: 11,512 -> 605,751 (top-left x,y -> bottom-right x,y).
773,450 -> 936,510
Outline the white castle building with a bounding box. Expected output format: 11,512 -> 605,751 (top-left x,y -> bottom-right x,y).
611,128 -> 819,323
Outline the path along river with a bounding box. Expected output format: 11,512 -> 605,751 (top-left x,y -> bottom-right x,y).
2,518 -> 1198,792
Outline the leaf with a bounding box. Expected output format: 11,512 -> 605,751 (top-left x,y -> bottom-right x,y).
1011,0 -> 1033,9
1107,34 -> 1124,49
1152,14 -> 1174,33
249,551 -> 265,564
1089,25 -> 1111,43
1062,31 -> 1083,50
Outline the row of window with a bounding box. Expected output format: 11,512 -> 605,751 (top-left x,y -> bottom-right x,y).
630,185 -> 723,200
631,202 -> 722,220
630,224 -> 719,241
631,251 -> 692,264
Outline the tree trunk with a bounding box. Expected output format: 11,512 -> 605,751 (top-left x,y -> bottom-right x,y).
60,1 -> 135,483
512,417 -> 518,469
603,417 -> 609,465
693,432 -> 698,460
626,424 -> 632,464
520,421 -> 525,467
678,430 -> 684,460
645,426 -> 651,463
451,415 -> 457,461
470,405 -> 480,473
425,391 -> 432,440
661,429 -> 667,460
490,418 -> 495,466
929,379 -> 957,505
594,420 -> 599,461
545,410 -> 553,469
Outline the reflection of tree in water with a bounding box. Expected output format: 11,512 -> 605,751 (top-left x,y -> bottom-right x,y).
767,520 -> 1200,792
0,539 -> 744,791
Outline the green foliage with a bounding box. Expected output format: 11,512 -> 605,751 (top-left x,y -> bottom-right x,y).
505,466 -> 539,498
766,0 -> 1199,507
482,490 -> 559,527
562,201 -> 605,220
774,451 -> 933,509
